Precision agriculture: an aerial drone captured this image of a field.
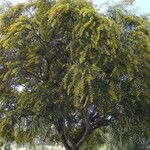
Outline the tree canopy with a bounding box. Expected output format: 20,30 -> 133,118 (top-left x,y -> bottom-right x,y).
0,0 -> 150,149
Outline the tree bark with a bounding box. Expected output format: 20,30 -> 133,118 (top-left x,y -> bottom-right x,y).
72,148 -> 79,150
56,107 -> 114,150
61,134 -> 72,150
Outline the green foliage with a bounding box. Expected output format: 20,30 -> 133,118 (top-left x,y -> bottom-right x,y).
0,0 -> 150,149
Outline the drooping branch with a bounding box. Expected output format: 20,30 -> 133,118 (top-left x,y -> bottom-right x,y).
44,56 -> 50,81
22,66 -> 44,81
28,21 -> 48,51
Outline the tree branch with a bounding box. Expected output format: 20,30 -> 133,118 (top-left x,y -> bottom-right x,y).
91,116 -> 114,130
75,120 -> 91,148
55,117 -> 74,150
22,67 -> 44,81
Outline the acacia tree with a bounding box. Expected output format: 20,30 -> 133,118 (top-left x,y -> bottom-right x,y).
0,0 -> 150,150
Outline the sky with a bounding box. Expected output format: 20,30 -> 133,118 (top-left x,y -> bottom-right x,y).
94,0 -> 150,14
0,0 -> 150,14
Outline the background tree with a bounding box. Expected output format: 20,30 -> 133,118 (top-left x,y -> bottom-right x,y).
0,0 -> 150,150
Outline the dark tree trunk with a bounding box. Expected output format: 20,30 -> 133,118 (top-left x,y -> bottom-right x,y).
59,120 -> 91,150
62,136 -> 80,150
61,134 -> 72,150
63,145 -> 80,150
56,109 -> 114,150
72,148 -> 79,150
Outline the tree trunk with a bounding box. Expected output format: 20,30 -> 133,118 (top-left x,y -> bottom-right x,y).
72,148 -> 79,150
63,145 -> 80,150
62,137 -> 80,150
62,135 -> 72,150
